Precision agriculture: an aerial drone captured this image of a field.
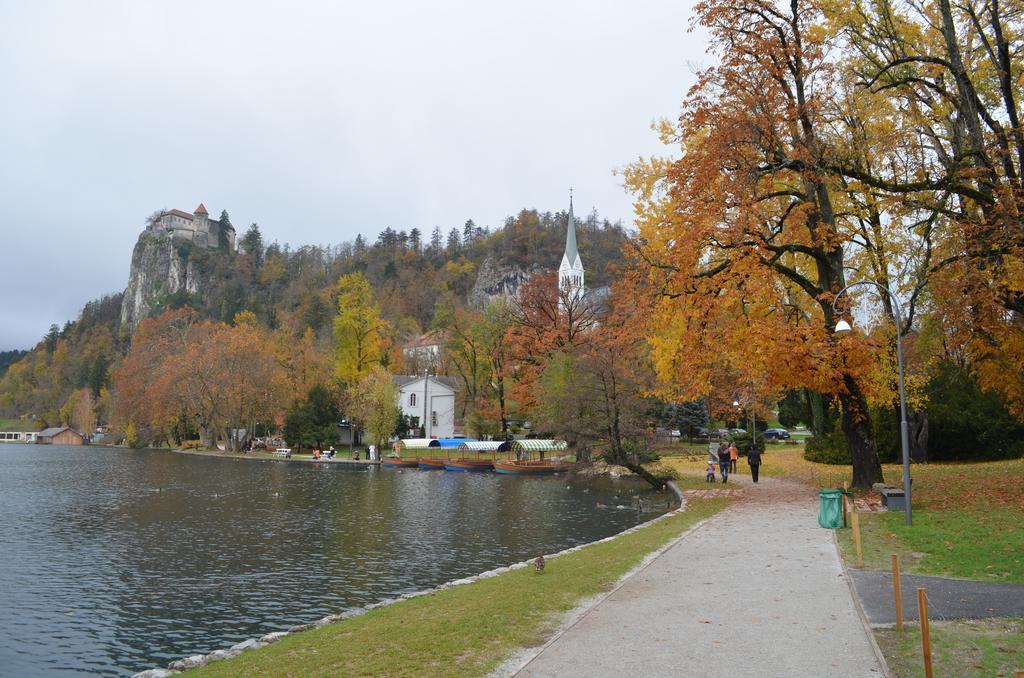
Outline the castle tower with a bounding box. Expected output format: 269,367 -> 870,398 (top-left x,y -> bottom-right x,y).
558,192 -> 585,306
193,203 -> 210,247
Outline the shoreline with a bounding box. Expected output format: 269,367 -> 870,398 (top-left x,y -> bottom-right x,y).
133,479 -> 687,677
162,446 -> 382,466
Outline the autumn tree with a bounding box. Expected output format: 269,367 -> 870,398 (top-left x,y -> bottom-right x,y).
625,0 -> 889,486
506,272 -> 597,413
112,308 -> 205,446
830,0 -> 1024,417
113,309 -> 284,450
60,388 -> 96,435
350,366 -> 399,451
333,273 -> 389,386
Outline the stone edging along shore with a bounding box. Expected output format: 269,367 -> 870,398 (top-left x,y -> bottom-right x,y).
132,481 -> 687,678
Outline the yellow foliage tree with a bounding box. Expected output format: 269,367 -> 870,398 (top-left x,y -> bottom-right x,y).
333,273 -> 389,386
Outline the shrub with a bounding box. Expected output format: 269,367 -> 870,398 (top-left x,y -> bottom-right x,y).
803,430 -> 852,465
180,439 -> 204,450
728,431 -> 764,454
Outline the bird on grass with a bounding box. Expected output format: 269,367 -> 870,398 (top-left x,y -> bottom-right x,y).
533,555 -> 545,574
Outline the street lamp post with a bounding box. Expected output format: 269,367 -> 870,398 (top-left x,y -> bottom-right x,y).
732,394 -> 756,448
832,281 -> 912,526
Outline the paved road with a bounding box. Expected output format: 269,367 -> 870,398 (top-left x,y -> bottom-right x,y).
511,476 -> 884,678
849,570 -> 1024,624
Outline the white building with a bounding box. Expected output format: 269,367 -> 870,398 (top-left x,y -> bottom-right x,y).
394,375 -> 457,439
557,194 -> 585,307
402,330 -> 446,374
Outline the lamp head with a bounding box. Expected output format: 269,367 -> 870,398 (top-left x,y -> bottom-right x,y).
834,319 -> 853,334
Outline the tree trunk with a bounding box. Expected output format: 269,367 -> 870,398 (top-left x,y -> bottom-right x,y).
908,409 -> 929,464
839,376 -> 883,488
621,457 -> 663,491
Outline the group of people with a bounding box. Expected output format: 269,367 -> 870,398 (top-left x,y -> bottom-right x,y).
311,446 -> 336,460
706,441 -> 762,483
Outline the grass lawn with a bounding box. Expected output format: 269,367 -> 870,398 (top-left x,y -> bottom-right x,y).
836,509 -> 1024,584
189,497 -> 732,677
834,457 -> 1024,584
875,618 -> 1024,677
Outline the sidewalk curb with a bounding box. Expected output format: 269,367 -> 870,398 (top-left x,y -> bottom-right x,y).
832,529 -> 893,678
502,512 -> 716,677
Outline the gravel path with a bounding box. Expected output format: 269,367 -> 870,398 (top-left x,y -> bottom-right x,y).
507,474 -> 885,678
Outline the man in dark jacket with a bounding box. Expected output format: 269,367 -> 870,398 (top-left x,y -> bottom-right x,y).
718,444 -> 730,483
747,445 -> 762,483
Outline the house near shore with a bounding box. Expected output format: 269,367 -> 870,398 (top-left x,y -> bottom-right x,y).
394,375 -> 457,439
35,426 -> 86,445
402,330 -> 447,374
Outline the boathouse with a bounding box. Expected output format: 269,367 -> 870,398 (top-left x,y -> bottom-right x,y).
35,426 -> 86,445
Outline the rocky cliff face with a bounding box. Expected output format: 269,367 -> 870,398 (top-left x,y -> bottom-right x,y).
120,232 -> 206,330
468,256 -> 537,309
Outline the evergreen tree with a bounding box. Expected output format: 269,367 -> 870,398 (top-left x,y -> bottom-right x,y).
409,227 -> 422,253
44,324 -> 60,353
446,228 -> 461,256
429,226 -> 443,254
462,219 -> 477,247
218,210 -> 232,250
240,223 -> 264,266
354,234 -> 367,255
283,384 -> 341,451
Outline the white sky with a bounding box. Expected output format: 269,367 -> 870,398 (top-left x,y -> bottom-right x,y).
0,0 -> 707,350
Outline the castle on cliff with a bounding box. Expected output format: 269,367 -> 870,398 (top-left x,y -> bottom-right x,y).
148,203 -> 235,250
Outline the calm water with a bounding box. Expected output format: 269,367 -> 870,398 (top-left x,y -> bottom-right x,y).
0,445 -> 667,676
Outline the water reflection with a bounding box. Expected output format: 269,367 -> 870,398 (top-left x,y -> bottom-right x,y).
0,445 -> 667,676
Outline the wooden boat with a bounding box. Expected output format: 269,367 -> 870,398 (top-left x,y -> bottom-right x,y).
493,459 -> 573,475
494,439 -> 572,475
417,456 -> 447,470
381,456 -> 419,468
442,440 -> 512,472
443,458 -> 495,472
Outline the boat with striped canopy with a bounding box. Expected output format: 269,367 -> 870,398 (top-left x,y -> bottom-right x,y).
494,439 -> 572,475
443,440 -> 510,472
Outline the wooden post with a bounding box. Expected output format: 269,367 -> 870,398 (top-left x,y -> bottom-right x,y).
918,588 -> 933,678
842,482 -> 849,528
892,554 -> 903,631
851,511 -> 863,566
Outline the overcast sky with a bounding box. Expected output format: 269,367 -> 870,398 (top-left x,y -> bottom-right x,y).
0,0 -> 707,350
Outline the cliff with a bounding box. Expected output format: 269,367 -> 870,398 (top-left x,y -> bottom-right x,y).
120,232 -> 207,330
468,256 -> 537,309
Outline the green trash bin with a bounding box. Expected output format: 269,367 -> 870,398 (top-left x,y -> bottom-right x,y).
818,489 -> 844,529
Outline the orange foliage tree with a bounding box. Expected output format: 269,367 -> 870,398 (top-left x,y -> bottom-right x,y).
113,309 -> 286,449
624,0 -> 887,486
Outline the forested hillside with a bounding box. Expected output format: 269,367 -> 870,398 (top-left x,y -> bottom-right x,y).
0,206 -> 627,430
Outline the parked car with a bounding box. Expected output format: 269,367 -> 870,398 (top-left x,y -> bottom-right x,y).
714,428 -> 730,439
670,429 -> 681,437
763,428 -> 791,440
694,428 -> 710,440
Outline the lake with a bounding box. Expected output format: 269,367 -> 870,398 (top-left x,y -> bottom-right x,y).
0,445 -> 668,676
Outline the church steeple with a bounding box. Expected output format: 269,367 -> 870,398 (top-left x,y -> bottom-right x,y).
563,193 -> 579,268
558,190 -> 585,301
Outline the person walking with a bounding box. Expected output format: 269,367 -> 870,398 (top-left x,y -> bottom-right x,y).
747,444 -> 762,483
718,443 -> 730,483
728,442 -> 738,473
